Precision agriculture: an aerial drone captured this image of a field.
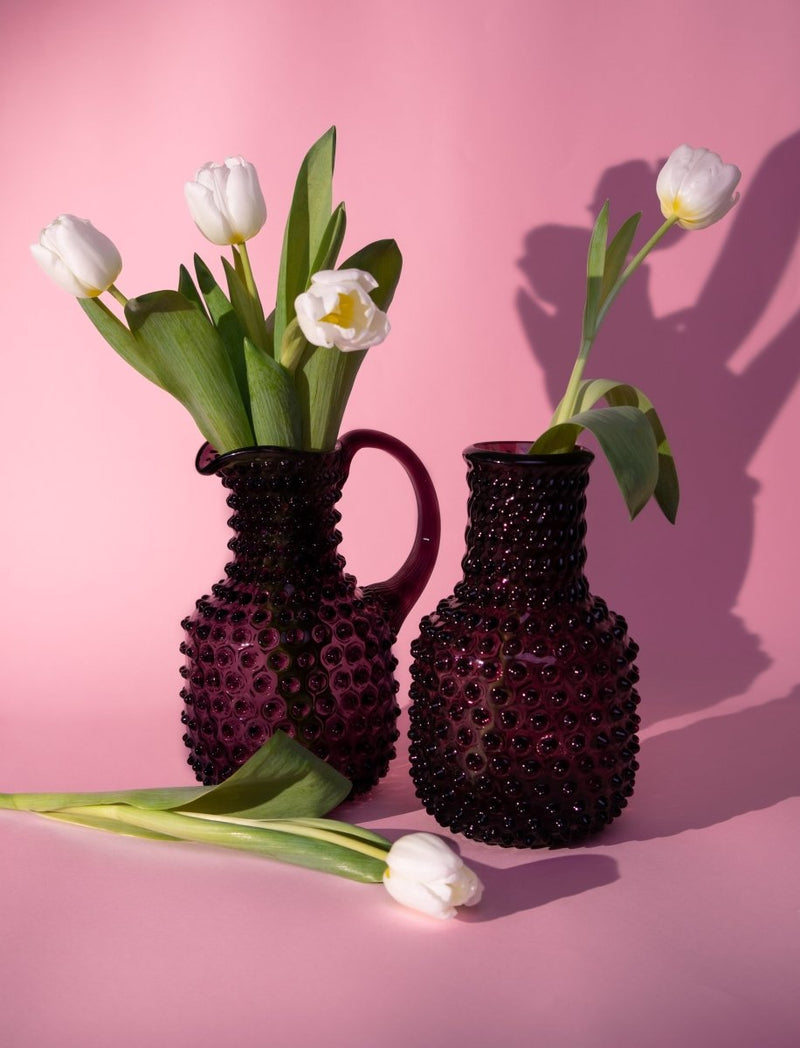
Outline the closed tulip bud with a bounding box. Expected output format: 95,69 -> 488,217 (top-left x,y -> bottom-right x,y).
185,156 -> 267,245
294,269 -> 390,352
31,214 -> 122,298
656,145 -> 741,230
383,832 -> 483,919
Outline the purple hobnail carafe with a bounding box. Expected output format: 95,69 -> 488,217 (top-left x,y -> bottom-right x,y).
180,429 -> 440,792
408,442 -> 641,847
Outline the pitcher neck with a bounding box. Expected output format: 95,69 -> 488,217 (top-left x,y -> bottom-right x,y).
207,445 -> 347,583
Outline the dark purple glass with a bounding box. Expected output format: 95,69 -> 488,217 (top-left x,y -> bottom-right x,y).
180,429 -> 440,793
408,442 -> 640,847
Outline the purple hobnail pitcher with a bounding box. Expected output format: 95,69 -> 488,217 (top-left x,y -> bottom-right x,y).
180,429 -> 440,792
408,442 -> 640,847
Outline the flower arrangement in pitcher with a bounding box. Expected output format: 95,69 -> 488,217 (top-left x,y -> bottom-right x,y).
531,145 -> 741,521
30,128 -> 401,453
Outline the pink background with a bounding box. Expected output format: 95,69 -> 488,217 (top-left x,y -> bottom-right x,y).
1,1 -> 799,1045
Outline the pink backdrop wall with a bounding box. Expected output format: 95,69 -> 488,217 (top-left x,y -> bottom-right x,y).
1,1 -> 798,1046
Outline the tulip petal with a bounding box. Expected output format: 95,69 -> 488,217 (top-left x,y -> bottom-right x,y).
656,145 -> 741,230
32,214 -> 122,297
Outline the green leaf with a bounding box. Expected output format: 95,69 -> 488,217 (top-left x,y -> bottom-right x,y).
192,255 -> 251,420
309,202 -> 347,275
175,731 -> 352,819
533,404 -> 659,519
79,298 -> 167,390
178,264 -> 211,322
274,127 -> 336,352
601,211 -> 641,306
570,378 -> 679,523
40,810 -> 182,842
0,732 -> 352,820
125,290 -> 255,452
243,337 -> 302,447
582,202 -> 609,342
221,256 -> 272,357
340,239 -> 403,311
295,239 -> 403,449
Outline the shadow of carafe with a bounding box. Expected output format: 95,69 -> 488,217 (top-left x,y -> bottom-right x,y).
588,685 -> 800,845
517,132 -> 800,723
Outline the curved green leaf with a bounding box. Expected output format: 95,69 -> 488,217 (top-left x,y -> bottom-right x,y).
125,290 -> 254,452
534,404 -> 659,519
0,732 -> 352,821
570,378 -> 679,523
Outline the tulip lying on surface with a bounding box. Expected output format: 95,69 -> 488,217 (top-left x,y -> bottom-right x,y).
656,144 -> 741,230
0,734 -> 483,924
294,268 -> 390,351
185,156 -> 267,245
383,832 -> 484,919
30,214 -> 122,298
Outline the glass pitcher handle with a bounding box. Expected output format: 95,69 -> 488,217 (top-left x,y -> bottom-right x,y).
338,429 -> 441,632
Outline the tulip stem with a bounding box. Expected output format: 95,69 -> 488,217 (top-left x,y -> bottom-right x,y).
237,242 -> 259,304
106,284 -> 128,307
594,215 -> 679,331
550,214 -> 680,431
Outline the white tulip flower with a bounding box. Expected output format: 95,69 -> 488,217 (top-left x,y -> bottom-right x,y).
656,145 -> 741,230
185,156 -> 267,245
294,269 -> 390,352
31,214 -> 122,298
383,832 -> 483,919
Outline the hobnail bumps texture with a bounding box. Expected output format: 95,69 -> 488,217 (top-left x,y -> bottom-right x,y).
180,445 -> 400,793
408,446 -> 641,848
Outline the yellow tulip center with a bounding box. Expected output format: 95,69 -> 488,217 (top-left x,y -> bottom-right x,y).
321,292 -> 356,328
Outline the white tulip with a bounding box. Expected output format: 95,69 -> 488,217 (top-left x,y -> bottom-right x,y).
294,269 -> 390,352
656,145 -> 741,230
185,156 -> 267,245
31,214 -> 122,298
382,832 -> 483,919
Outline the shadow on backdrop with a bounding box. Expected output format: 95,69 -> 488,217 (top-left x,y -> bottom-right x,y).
517,132 -> 800,722
590,685 -> 800,844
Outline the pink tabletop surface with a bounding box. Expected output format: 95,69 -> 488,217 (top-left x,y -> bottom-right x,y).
2,1 -> 799,1045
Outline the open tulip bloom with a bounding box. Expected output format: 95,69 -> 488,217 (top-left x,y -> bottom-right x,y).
532,143 -> 741,522
0,733 -> 482,921
31,128 -> 401,454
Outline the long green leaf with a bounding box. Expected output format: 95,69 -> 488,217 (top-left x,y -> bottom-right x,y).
192,255 -> 251,421
572,378 -> 679,523
244,337 -> 302,447
533,404 -> 659,519
125,290 -> 254,452
582,202 -> 609,342
601,212 -> 641,306
274,127 -> 336,352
